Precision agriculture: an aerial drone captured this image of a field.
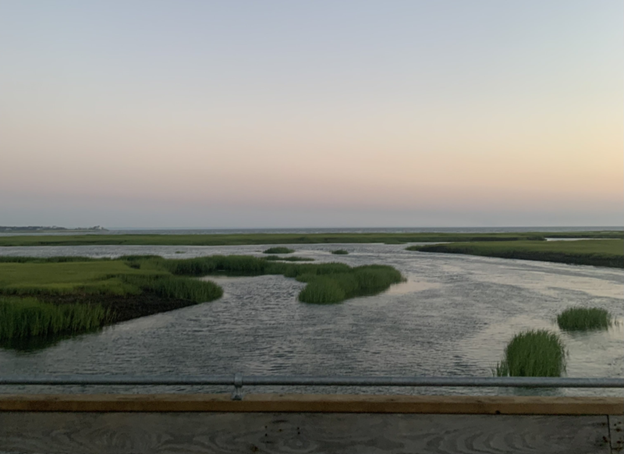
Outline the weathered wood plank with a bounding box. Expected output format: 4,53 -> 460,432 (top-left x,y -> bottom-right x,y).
610,415 -> 624,453
0,394 -> 622,415
0,412 -> 611,454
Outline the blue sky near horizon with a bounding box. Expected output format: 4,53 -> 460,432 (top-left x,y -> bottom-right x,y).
1,1 -> 622,228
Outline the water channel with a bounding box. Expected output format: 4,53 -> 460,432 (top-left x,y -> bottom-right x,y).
0,243 -> 622,396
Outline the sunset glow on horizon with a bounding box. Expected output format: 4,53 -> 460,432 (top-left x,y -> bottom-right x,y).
1,1 -> 622,228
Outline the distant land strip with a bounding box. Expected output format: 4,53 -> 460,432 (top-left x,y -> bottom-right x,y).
0,231 -> 622,247
0,226 -> 107,233
407,239 -> 624,269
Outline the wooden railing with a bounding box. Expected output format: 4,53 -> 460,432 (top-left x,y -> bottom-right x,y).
1,394 -> 622,453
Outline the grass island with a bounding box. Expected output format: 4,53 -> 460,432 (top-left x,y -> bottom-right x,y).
407,239 -> 624,268
0,255 -> 403,343
495,330 -> 567,377
557,307 -> 612,331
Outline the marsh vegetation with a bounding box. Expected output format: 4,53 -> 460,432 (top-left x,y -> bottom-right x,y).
557,307 -> 612,331
296,265 -> 404,304
0,254 -> 403,342
331,249 -> 349,255
164,256 -> 404,304
0,257 -> 223,342
495,330 -> 567,377
0,231 -> 621,247
263,247 -> 295,254
0,297 -> 111,341
0,244 -> 620,383
408,239 -> 624,268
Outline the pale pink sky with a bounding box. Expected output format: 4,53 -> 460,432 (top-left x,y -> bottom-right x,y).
1,1 -> 622,228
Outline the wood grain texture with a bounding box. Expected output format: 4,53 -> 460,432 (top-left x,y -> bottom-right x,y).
610,415 -> 624,452
0,412 -> 611,454
1,394 -> 622,415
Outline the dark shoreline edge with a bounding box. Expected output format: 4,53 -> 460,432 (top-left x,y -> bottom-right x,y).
0,293 -> 200,352
43,293 -> 202,324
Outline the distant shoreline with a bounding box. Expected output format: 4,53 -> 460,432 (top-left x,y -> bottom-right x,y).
1,226 -> 622,237
0,226 -> 107,234
0,230 -> 622,247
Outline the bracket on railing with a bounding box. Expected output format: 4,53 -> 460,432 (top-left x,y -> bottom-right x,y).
231,373 -> 243,401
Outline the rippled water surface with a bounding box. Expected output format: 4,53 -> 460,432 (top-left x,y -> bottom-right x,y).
1,243 -> 622,396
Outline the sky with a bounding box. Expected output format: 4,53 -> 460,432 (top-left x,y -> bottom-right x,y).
1,1 -> 622,229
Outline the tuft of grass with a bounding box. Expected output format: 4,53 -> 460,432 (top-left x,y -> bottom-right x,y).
263,247 -> 295,254
295,265 -> 404,304
264,256 -> 314,262
0,297 -> 110,341
299,278 -> 346,304
495,330 -> 566,377
331,249 -> 349,255
557,307 -> 612,331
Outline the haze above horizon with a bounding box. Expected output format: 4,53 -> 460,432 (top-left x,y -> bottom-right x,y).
1,1 -> 622,228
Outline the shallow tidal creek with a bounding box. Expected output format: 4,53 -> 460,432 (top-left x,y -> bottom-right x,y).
0,243 -> 622,396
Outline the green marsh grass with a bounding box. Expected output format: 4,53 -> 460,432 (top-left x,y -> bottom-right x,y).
0,254 -> 403,342
163,255 -> 269,276
263,247 -> 295,254
299,278 -> 346,303
294,265 -> 404,304
121,274 -> 223,302
0,258 -> 225,341
331,249 -> 349,255
0,259 -> 224,302
409,240 -> 624,268
0,297 -> 110,341
0,261 -> 154,296
2,231 -> 622,247
495,330 -> 566,377
557,307 -> 612,331
166,256 -> 404,304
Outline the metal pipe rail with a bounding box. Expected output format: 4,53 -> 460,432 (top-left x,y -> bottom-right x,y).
2,375 -> 624,400
2,375 -> 624,387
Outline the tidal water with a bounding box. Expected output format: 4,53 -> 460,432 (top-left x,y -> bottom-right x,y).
0,243 -> 622,396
